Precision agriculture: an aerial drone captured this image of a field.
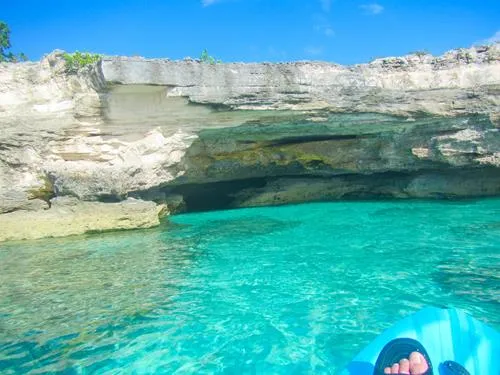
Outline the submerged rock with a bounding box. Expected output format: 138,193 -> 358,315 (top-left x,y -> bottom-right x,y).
0,45 -> 499,240
434,261 -> 500,306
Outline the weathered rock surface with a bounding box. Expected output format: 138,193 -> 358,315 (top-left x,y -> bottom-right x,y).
0,45 -> 499,240
102,47 -> 500,117
0,197 -> 161,242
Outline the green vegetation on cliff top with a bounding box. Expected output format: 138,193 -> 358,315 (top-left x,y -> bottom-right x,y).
62,51 -> 102,72
0,21 -> 27,62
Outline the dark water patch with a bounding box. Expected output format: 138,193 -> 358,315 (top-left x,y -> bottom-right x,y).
194,216 -> 300,240
433,261 -> 500,318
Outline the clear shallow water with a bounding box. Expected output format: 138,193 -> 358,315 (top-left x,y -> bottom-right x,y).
0,199 -> 499,374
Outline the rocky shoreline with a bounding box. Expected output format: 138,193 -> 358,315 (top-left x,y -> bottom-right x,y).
0,45 -> 499,241
0,197 -> 164,242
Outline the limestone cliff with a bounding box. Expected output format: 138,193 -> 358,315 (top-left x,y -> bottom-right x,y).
0,45 -> 499,241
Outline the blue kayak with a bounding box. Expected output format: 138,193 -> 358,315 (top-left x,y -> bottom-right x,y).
343,307 -> 500,375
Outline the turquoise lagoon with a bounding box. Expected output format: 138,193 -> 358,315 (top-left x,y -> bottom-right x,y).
1,199 -> 499,374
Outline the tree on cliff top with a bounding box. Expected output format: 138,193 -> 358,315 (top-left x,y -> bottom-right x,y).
0,21 -> 28,62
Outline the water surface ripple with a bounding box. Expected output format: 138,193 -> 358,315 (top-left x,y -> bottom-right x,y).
1,200 -> 499,374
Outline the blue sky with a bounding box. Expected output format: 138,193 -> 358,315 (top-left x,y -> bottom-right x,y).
3,0 -> 499,64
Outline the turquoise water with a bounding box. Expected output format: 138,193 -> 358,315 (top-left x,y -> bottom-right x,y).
1,199 -> 499,374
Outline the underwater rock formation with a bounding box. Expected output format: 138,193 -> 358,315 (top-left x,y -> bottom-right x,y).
0,45 -> 499,240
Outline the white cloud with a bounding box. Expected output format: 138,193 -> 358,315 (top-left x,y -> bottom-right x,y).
202,0 -> 219,6
320,0 -> 331,12
360,3 -> 384,15
314,23 -> 335,37
305,46 -> 324,56
313,15 -> 335,37
321,25 -> 335,37
323,27 -> 335,37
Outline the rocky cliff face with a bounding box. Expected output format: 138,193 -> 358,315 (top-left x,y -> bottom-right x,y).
0,45 -> 499,240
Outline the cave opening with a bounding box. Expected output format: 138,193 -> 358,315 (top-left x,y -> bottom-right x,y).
165,178 -> 268,212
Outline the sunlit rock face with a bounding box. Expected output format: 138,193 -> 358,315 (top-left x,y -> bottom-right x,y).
0,45 -> 499,239
0,197 -> 162,242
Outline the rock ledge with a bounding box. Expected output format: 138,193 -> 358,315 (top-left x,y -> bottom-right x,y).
0,198 -> 162,242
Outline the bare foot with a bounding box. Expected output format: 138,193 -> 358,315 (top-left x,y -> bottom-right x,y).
383,351 -> 429,374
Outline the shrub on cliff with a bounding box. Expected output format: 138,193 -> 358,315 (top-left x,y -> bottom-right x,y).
0,21 -> 28,62
410,50 -> 430,57
62,51 -> 102,73
200,49 -> 222,64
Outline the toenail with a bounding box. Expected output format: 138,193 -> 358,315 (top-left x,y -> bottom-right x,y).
410,352 -> 422,364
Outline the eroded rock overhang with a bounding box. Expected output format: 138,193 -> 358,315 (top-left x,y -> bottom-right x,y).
1,45 -> 500,240
95,48 -> 500,211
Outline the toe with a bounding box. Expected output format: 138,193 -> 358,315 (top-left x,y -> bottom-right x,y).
399,358 -> 410,374
384,367 -> 391,374
391,363 -> 400,373
409,351 -> 429,374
